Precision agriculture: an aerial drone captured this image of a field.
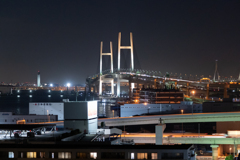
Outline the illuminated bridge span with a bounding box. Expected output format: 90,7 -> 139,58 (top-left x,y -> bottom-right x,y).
87,32 -> 209,97
87,32 -> 237,99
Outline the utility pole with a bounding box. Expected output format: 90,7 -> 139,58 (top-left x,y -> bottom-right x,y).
198,123 -> 200,137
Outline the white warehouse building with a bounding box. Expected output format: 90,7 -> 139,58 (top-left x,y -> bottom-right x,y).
0,112 -> 57,124
29,102 -> 64,120
120,101 -> 202,117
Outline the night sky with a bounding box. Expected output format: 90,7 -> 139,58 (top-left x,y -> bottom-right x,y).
0,0 -> 240,85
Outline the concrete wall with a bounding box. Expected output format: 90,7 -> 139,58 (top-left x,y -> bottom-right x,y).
64,119 -> 97,134
29,102 -> 64,120
64,101 -> 98,134
64,102 -> 87,119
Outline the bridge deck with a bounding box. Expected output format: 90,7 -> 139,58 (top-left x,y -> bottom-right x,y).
98,111 -> 240,126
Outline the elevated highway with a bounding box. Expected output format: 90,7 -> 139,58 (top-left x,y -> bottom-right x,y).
122,133 -> 240,145
98,111 -> 240,126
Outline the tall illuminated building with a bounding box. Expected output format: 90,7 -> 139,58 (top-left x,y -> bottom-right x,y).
37,71 -> 41,87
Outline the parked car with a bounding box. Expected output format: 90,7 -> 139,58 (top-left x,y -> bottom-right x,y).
13,130 -> 21,135
35,130 -> 41,135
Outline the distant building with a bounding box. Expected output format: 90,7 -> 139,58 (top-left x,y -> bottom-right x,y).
133,88 -> 184,104
0,89 -> 89,115
120,102 -> 202,117
0,85 -> 12,94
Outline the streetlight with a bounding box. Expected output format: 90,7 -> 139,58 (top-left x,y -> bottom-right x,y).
230,147 -> 232,155
67,83 -> 71,88
66,83 -> 71,99
112,110 -> 114,118
181,110 -> 184,135
50,83 -> 53,87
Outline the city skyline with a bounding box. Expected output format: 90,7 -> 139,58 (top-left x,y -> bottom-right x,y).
0,0 -> 240,84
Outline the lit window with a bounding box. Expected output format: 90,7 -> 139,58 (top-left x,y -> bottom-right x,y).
48,95 -> 51,98
137,153 -> 147,159
40,152 -> 45,158
29,95 -> 32,98
151,153 -> 157,159
17,95 -> 20,98
77,152 -> 87,159
131,153 -> 134,159
51,153 -> 54,159
58,152 -> 71,159
8,152 -> 14,158
90,152 -> 97,159
60,95 -> 63,97
27,152 -> 36,158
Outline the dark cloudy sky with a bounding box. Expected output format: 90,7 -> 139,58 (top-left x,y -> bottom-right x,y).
0,0 -> 240,85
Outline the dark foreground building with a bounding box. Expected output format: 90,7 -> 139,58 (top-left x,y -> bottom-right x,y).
0,89 -> 97,115
0,143 -> 194,160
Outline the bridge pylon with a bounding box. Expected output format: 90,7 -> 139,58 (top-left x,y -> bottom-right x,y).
100,41 -> 113,74
99,41 -> 114,96
118,32 -> 134,71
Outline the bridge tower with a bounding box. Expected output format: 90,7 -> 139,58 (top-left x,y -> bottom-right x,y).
213,60 -> 220,82
118,32 -> 134,71
99,41 -> 114,95
100,41 -> 113,74
117,32 -> 134,97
